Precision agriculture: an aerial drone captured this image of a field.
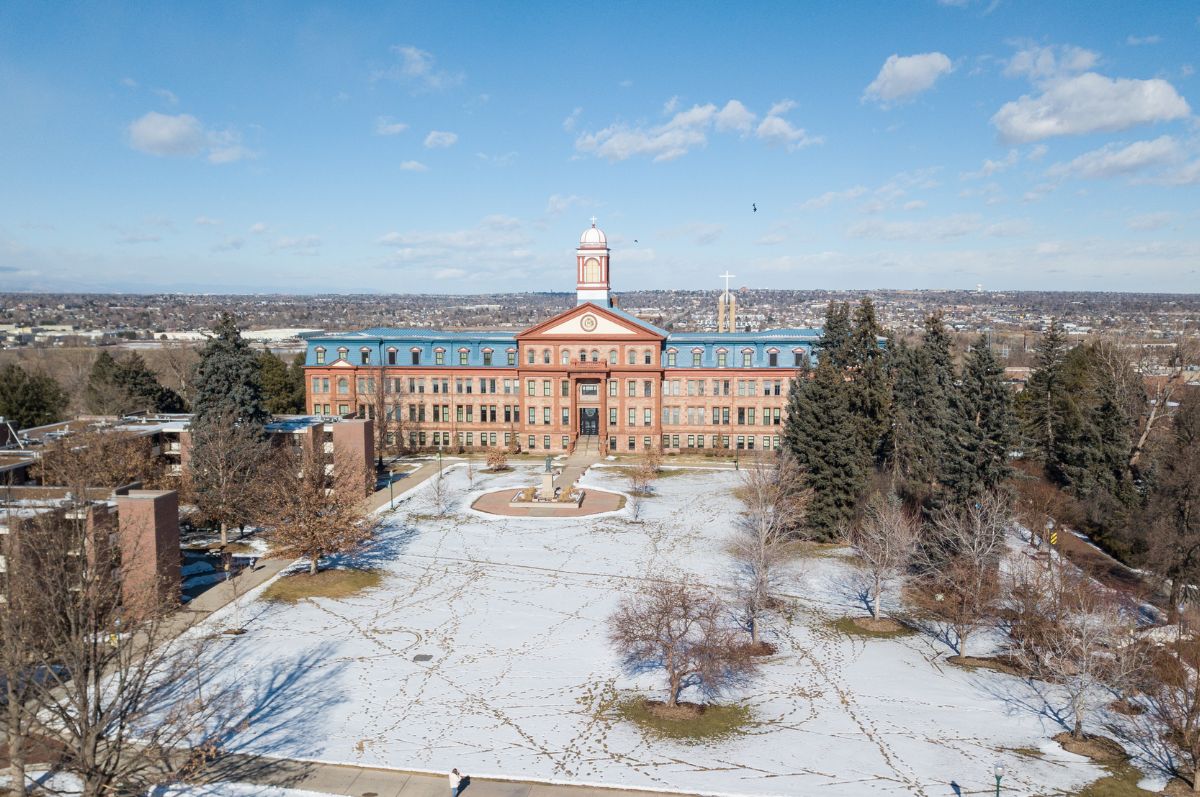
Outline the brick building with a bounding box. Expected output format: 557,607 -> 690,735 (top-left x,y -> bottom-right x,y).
303,221 -> 823,455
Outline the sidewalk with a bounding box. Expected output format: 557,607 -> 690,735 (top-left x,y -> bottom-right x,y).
201,754 -> 704,797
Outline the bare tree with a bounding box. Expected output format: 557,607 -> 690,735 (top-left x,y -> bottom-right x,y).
608,580 -> 756,708
2,505 -> 40,795
627,459 -> 654,522
37,429 -> 161,491
1148,637 -> 1200,791
913,492 -> 1011,657
186,408 -> 270,546
732,453 -> 809,644
849,492 -> 918,621
1008,564 -> 1141,740
485,447 -> 509,472
259,443 -> 379,575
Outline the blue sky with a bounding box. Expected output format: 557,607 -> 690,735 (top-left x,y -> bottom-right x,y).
1,1 -> 1198,294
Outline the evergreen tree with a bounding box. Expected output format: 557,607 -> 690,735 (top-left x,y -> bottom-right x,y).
258,349 -> 306,415
1019,318 -> 1070,466
847,298 -> 892,466
84,351 -> 125,414
783,359 -> 867,539
0,364 -> 68,430
190,313 -> 268,428
85,351 -> 185,416
817,302 -> 853,369
944,335 -> 1015,503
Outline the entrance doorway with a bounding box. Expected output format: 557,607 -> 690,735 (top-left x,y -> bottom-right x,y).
579,407 -> 599,435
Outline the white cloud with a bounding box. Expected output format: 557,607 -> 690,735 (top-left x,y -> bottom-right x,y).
272,235 -> 322,255
376,215 -> 532,269
1146,158 -> 1200,186
1126,34 -> 1162,46
127,112 -> 255,163
960,149 -> 1019,180
545,194 -> 587,217
714,100 -> 755,134
211,236 -> 245,252
249,222 -> 269,234
848,214 -> 985,240
756,232 -> 787,245
398,160 -> 429,172
1046,135 -> 1180,179
863,52 -> 953,105
575,99 -> 816,162
128,112 -> 206,157
658,222 -> 725,245
1004,44 -> 1098,82
375,117 -> 408,136
562,107 -> 582,132
798,186 -> 867,210
194,216 -> 221,226
475,151 -> 516,166
120,77 -> 138,89
1126,212 -> 1176,230
902,200 -> 927,211
755,100 -> 820,150
424,130 -> 458,148
992,72 -> 1190,142
662,95 -> 680,114
153,88 -> 179,105
1027,144 -> 1049,161
434,268 -> 467,280
374,45 -> 464,91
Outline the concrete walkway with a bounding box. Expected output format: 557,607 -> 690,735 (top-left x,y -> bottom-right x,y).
201,754 -> 703,797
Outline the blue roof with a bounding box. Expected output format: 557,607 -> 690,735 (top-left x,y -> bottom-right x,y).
667,328 -> 823,342
304,328 -> 518,342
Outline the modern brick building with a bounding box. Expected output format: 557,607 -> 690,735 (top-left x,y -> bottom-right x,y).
303,222 -> 823,455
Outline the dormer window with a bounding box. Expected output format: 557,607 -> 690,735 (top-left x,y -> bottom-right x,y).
483,348 -> 493,366
793,349 -> 809,368
387,347 -> 397,366
434,347 -> 445,366
507,348 -> 516,366
767,348 -> 779,367
666,349 -> 677,367
458,348 -> 469,365
716,349 -> 728,367
315,347 -> 326,365
411,348 -> 421,365
337,347 -> 349,361
741,349 -> 753,367
360,348 -> 371,365
692,349 -> 703,367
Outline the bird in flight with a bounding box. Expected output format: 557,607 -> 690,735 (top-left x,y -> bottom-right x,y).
752,203 -> 757,213
633,239 -> 639,244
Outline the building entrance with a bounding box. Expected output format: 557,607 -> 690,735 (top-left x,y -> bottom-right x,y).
579,407 -> 599,435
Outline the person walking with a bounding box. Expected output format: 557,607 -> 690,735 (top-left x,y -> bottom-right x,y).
449,767 -> 463,797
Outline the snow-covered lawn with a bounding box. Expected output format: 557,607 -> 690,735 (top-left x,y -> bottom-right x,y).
198,465 -> 1114,796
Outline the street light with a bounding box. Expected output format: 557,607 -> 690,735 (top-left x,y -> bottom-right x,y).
993,760 -> 1005,797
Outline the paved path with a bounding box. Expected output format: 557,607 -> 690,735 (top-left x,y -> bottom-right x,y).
201,754 -> 705,797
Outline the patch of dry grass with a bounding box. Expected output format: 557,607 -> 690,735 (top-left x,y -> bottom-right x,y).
262,568 -> 383,603
829,615 -> 917,639
615,697 -> 753,743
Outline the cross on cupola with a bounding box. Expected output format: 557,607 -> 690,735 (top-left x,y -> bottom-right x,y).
576,218 -> 611,307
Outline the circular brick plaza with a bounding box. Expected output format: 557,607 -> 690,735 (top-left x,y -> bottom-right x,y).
470,487 -> 626,517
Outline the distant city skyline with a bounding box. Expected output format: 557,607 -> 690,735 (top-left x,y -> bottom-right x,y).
1,1 -> 1198,294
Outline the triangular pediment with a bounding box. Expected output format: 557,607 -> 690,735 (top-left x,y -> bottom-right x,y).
519,303 -> 664,340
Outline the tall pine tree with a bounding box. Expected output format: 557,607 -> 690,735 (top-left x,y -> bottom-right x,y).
1019,318 -> 1070,467
0,364 -> 68,430
190,313 -> 268,428
943,335 -> 1015,503
817,302 -> 854,370
258,349 -> 306,415
783,358 -> 867,539
847,298 -> 891,466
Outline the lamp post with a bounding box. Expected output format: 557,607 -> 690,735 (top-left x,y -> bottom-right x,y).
993,760 -> 1005,797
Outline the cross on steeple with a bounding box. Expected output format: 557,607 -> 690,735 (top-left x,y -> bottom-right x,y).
719,271 -> 736,294
589,215 -> 598,227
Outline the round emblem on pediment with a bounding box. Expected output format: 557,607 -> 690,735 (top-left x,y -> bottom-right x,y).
581,314 -> 598,332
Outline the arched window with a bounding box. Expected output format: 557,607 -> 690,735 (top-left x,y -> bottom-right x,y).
792,348 -> 810,368
767,347 -> 779,367
590,349 -> 599,362
337,377 -> 349,394
692,348 -> 703,367
741,348 -> 754,367
609,349 -> 618,364
506,347 -> 517,366
542,348 -> 551,364
314,347 -> 326,365
644,350 -> 652,365
434,347 -> 446,366
579,348 -> 587,362
387,347 -> 397,366
458,348 -> 470,366
716,348 -> 728,367
561,350 -> 570,365
527,348 -> 535,364
627,349 -> 636,365
482,348 -> 494,366
583,256 -> 601,283
337,347 -> 348,361
666,348 -> 677,367
411,347 -> 421,365
360,347 -> 371,365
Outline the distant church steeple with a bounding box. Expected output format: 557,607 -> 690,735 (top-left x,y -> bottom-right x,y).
717,271 -> 737,332
576,218 -> 611,307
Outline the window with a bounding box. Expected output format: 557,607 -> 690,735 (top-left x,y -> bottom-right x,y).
579,348 -> 587,362
315,347 -> 326,364
793,350 -> 807,367
643,436 -> 652,450
507,349 -> 516,366
581,383 -> 598,397
667,350 -> 677,366
643,380 -> 652,397
561,435 -> 569,450
608,379 -> 617,396
526,379 -> 535,396
385,348 -> 396,365
692,349 -> 703,367
627,349 -> 636,365
528,349 -> 536,364
311,376 -> 321,393
337,347 -> 349,360
643,408 -> 652,426
435,349 -> 445,365
459,350 -> 469,365
561,380 -> 569,397
609,408 -> 617,425
527,407 -> 536,425
543,407 -> 551,424
609,349 -> 618,364
717,350 -> 728,367
562,350 -> 570,365
542,380 -> 551,396
626,380 -> 636,397
628,436 -> 635,451
483,350 -> 493,366
542,348 -> 551,364
543,435 -> 551,451
644,351 -> 652,365
628,408 -> 636,426
583,257 -> 601,283
337,378 -> 349,394
359,349 -> 370,365
590,349 -> 599,362
528,435 -> 536,450
768,350 -> 778,367
411,350 -> 421,365
742,350 -> 752,367
561,407 -> 569,425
